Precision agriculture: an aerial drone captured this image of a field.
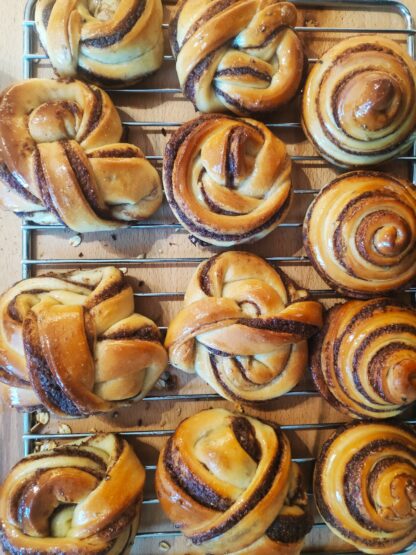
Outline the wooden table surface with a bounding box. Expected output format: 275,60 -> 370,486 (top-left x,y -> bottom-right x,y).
0,1 -> 415,553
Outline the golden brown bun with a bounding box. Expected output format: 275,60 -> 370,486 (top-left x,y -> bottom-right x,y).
156,408 -> 313,554
0,78 -> 162,231
303,171 -> 416,298
0,267 -> 168,416
302,36 -> 416,167
0,434 -> 144,554
163,114 -> 292,247
314,421 -> 416,554
35,0 -> 164,86
165,251 -> 323,402
311,299 -> 416,419
170,0 -> 304,115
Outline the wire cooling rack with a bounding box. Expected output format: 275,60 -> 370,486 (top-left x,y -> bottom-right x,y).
19,0 -> 416,553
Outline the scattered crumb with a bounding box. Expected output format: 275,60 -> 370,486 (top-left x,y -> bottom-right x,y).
89,428 -> 97,434
137,253 -> 147,259
69,234 -> 82,247
304,13 -> 318,27
111,234 -> 117,241
112,411 -> 119,419
168,242 -> 177,247
161,128 -> 167,137
39,440 -> 58,452
159,541 -> 170,552
154,371 -> 178,391
58,423 -> 72,434
176,407 -> 182,417
235,404 -> 245,414
119,268 -> 128,274
78,252 -> 84,258
137,419 -> 143,426
137,280 -> 145,287
31,411 -> 50,433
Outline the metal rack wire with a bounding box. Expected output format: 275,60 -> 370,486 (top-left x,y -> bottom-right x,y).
20,0 -> 416,553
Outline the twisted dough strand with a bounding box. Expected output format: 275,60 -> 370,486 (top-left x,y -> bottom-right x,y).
303,171 -> 416,298
156,408 -> 313,554
0,434 -> 144,554
0,78 -> 162,231
35,0 -> 164,85
302,36 -> 416,167
311,299 -> 416,419
0,267 -> 168,416
163,114 -> 293,247
165,252 -> 323,403
170,0 -> 304,115
314,421 -> 416,554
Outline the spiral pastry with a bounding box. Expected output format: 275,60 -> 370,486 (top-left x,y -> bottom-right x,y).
0,267 -> 168,416
156,408 -> 313,554
311,298 -> 416,419
0,433 -> 144,554
303,171 -> 416,298
170,0 -> 304,115
163,114 -> 293,247
302,36 -> 416,167
165,251 -> 323,403
314,421 -> 416,554
0,78 -> 162,232
35,0 -> 163,86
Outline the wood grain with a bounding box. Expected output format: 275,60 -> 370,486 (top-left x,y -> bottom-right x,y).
0,1 -> 415,554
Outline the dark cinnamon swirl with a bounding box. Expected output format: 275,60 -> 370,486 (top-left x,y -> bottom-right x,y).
314,421 -> 416,554
311,298 -> 416,419
302,36 -> 416,167
303,171 -> 416,298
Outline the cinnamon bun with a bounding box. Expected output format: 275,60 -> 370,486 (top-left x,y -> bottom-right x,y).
0,267 -> 168,416
170,0 -> 304,115
163,114 -> 293,247
0,433 -> 144,554
165,251 -> 323,403
156,408 -> 313,554
0,78 -> 162,231
303,171 -> 416,298
302,36 -> 416,167
35,0 -> 164,86
311,298 -> 416,419
314,421 -> 416,554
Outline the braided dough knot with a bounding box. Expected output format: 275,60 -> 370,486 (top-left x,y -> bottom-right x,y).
171,0 -> 304,114
165,252 -> 323,402
163,114 -> 293,247
0,434 -> 145,554
35,0 -> 164,85
0,78 -> 162,231
156,408 -> 313,554
0,267 -> 168,416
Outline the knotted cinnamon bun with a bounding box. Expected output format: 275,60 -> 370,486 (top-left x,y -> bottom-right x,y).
302,36 -> 416,167
311,298 -> 416,419
0,78 -> 162,231
165,251 -> 323,403
156,408 -> 313,554
35,0 -> 163,86
0,267 -> 168,416
314,421 -> 416,554
163,114 -> 293,247
303,171 -> 416,298
170,0 -> 304,115
0,433 -> 144,554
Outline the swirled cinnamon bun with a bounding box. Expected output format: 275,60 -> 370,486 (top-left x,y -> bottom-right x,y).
170,0 -> 304,115
311,299 -> 416,419
156,408 -> 313,554
35,0 -> 163,86
0,267 -> 168,416
314,421 -> 416,554
303,171 -> 416,298
0,433 -> 144,554
165,251 -> 323,403
302,36 -> 416,167
163,114 -> 293,247
0,78 -> 162,231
